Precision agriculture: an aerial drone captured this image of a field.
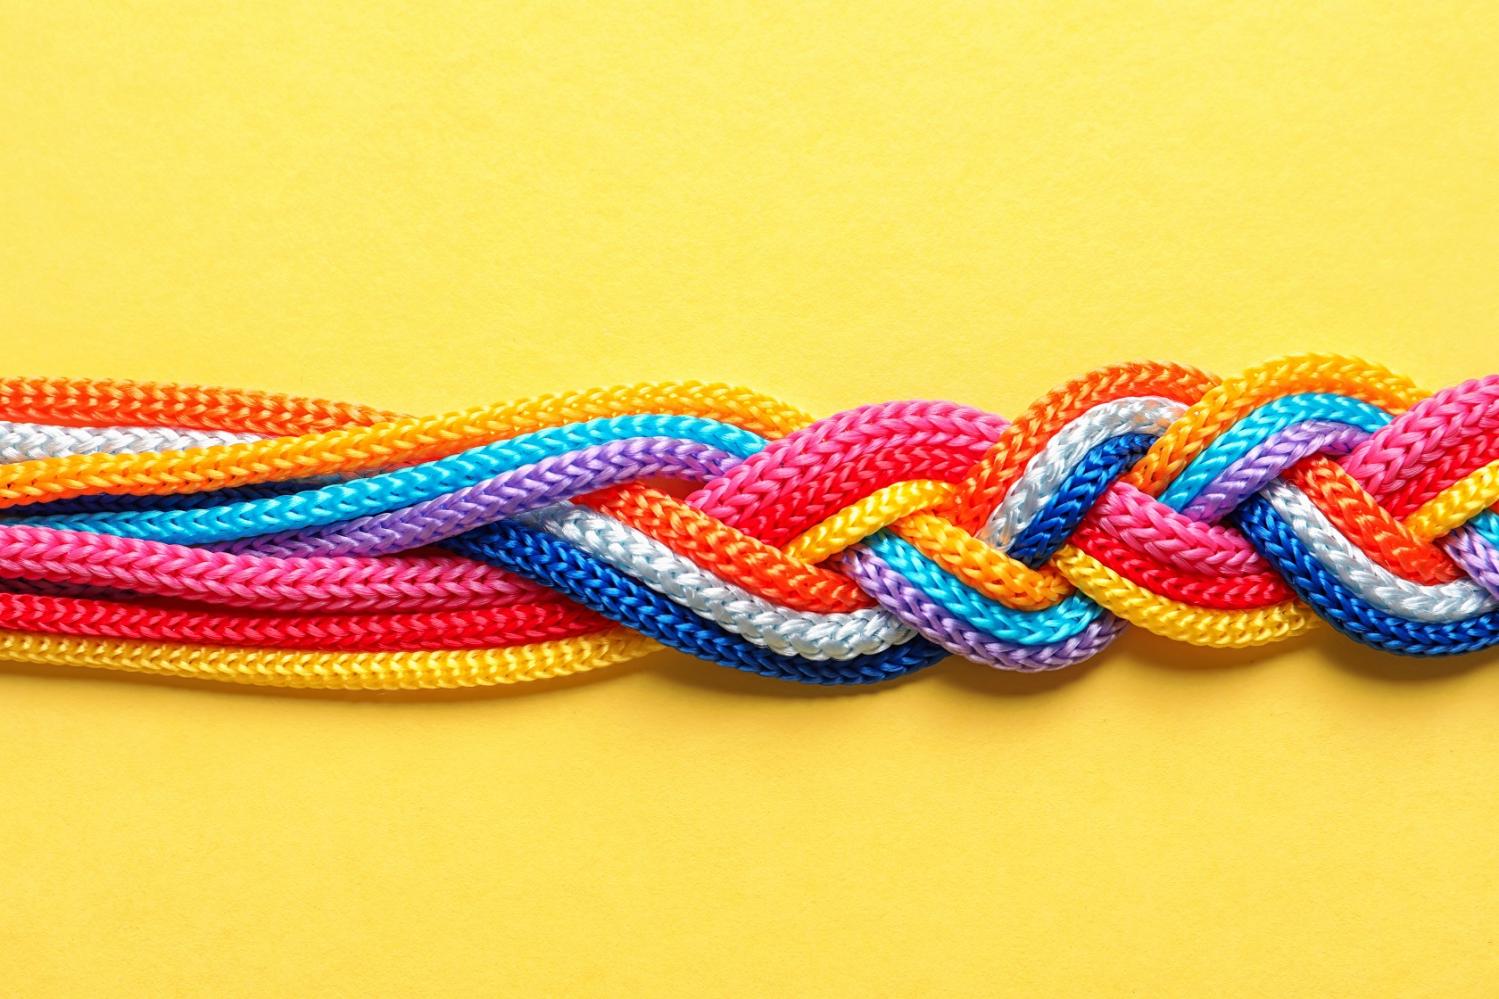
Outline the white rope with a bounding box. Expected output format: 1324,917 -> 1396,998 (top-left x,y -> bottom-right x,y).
0,421 -> 261,463
522,504 -> 915,660
982,397 -> 1185,549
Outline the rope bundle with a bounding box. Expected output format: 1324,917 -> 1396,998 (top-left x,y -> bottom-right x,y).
0,354 -> 1494,689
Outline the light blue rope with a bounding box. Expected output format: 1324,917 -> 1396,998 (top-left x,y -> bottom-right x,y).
1159,393 -> 1391,511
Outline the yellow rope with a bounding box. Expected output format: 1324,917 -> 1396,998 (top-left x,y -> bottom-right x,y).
1051,547 -> 1319,647
784,480 -> 953,562
0,628 -> 661,689
1406,461 -> 1499,541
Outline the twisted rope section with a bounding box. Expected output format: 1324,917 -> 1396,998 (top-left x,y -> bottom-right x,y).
0,355 -> 1493,689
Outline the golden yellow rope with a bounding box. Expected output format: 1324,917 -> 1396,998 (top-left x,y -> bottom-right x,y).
0,628 -> 660,689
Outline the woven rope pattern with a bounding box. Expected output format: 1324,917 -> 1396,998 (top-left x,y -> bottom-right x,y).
0,354 -> 1494,689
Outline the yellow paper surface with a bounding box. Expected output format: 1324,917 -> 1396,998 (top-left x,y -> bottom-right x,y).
3,3 -> 1498,995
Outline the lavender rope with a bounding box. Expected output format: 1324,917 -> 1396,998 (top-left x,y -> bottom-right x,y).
226,438 -> 739,557
1182,422 -> 1369,522
1439,527 -> 1499,601
838,545 -> 1125,670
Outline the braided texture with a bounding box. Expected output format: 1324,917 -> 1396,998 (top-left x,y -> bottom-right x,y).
0,355 -> 1494,689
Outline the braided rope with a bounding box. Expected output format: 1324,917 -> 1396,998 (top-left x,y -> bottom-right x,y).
0,354 -> 1493,689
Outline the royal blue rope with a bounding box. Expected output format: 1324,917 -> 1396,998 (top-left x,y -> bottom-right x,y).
447,522 -> 948,684
1236,496 -> 1499,656
1006,433 -> 1156,568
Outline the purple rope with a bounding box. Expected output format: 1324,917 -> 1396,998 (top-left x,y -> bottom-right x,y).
226,437 -> 739,557
838,545 -> 1124,671
1439,527 -> 1499,601
1183,422 -> 1369,522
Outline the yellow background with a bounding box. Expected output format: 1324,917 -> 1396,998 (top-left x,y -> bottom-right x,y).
3,2 -> 1498,995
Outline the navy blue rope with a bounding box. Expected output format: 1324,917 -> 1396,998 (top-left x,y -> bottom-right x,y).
447,521 -> 947,684
1006,433 -> 1156,568
1235,496 -> 1499,656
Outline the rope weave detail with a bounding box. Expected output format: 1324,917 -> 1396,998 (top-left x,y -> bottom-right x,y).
0,355 -> 1494,689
